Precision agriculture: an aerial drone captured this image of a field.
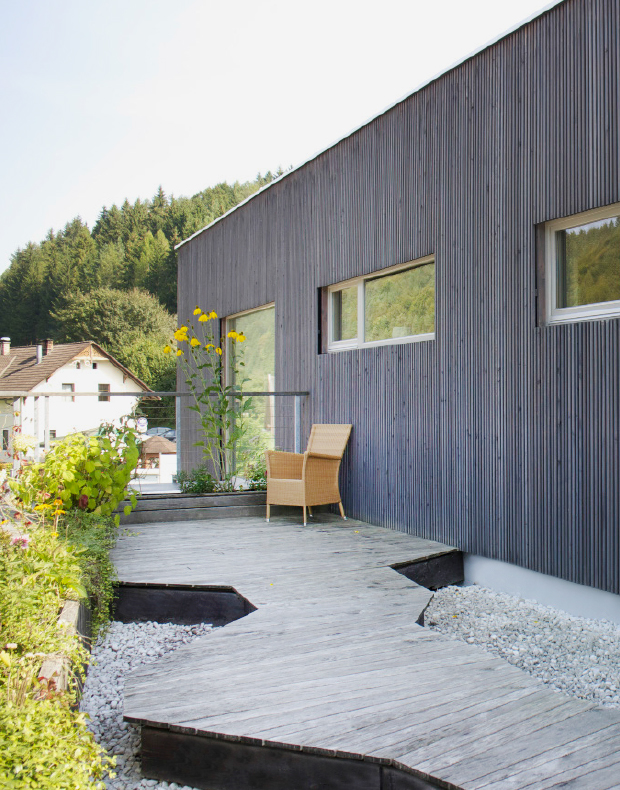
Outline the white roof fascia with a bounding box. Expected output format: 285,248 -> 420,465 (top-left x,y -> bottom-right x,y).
175,0 -> 563,251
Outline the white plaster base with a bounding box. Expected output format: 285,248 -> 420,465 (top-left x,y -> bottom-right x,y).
463,554 -> 620,626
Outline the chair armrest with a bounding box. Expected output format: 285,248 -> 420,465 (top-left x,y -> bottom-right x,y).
266,450 -> 304,479
307,451 -> 342,460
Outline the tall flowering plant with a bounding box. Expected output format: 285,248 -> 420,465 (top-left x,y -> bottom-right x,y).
164,307 -> 250,490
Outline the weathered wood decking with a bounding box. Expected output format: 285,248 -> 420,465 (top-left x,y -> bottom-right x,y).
115,515 -> 620,790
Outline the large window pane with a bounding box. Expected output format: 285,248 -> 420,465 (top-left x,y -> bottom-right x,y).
364,263 -> 435,342
332,286 -> 357,341
556,216 -> 620,308
228,305 -> 275,467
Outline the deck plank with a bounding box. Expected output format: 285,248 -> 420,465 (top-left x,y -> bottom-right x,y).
116,515 -> 620,790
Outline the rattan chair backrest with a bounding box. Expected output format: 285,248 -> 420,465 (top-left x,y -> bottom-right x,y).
306,424 -> 352,458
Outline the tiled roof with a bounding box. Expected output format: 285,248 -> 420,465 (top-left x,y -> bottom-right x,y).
0,342 -> 151,393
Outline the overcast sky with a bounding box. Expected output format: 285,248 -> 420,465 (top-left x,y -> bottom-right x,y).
0,0 -> 557,275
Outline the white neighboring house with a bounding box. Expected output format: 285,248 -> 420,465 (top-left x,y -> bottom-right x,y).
0,337 -> 151,462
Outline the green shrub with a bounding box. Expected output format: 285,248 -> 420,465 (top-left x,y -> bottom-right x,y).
177,466 -> 216,494
10,419 -> 139,525
63,511 -> 117,636
0,528 -> 114,787
242,456 -> 267,491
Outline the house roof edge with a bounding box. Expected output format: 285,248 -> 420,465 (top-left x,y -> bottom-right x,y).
175,0 -> 564,252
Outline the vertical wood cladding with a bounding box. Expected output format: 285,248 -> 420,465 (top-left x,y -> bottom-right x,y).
178,0 -> 620,595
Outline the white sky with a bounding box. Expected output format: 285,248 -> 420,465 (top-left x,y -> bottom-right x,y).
0,0 -> 556,275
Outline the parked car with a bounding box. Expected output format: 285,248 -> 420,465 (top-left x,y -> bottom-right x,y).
146,427 -> 173,437
163,429 -> 176,442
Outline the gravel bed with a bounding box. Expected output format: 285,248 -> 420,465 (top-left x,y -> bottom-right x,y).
81,621 -> 213,790
426,585 -> 620,707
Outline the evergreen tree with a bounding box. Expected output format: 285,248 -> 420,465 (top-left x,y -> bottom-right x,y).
0,172 -> 281,343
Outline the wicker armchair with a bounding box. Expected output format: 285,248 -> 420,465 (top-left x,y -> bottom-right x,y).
265,424 -> 352,525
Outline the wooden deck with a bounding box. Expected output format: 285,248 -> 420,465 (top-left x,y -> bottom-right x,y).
115,515 -> 620,790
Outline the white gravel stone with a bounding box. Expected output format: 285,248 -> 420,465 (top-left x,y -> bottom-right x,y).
425,585 -> 620,707
81,621 -> 213,790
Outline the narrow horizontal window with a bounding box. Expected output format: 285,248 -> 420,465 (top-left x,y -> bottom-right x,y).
546,203 -> 620,324
326,256 -> 435,352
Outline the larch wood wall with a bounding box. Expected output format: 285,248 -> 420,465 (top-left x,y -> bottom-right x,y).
178,0 -> 620,595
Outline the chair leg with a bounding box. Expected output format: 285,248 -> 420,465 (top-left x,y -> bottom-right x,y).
338,502 -> 347,521
266,504 -> 270,523
303,505 -> 307,526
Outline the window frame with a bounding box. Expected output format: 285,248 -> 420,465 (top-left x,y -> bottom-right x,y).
327,256 -> 435,352
98,383 -> 110,402
545,202 -> 620,325
61,382 -> 75,403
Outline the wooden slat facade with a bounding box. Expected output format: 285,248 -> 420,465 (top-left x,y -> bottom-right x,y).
177,0 -> 620,595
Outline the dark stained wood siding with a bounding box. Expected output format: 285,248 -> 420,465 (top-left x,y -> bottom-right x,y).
178,0 -> 620,595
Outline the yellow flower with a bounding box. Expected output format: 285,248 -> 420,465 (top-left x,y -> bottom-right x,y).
54,499 -> 62,507
216,347 -> 222,355
206,343 -> 215,350
174,328 -> 189,342
209,311 -> 218,319
51,532 -> 59,538
163,345 -> 172,354
53,510 -> 66,516
190,337 -> 201,347
198,314 -> 209,322
237,334 -> 246,342
193,306 -> 202,315
227,331 -> 238,340
176,349 -> 184,357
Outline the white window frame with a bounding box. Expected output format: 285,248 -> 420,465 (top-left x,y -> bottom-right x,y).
327,256 -> 435,352
545,202 -> 620,325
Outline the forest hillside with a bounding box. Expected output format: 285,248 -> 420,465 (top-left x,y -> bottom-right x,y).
0,172 -> 279,389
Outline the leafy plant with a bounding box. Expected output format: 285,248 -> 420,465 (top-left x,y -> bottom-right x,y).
176,466 -> 217,494
63,510 -> 117,636
243,456 -> 267,491
0,526 -> 114,788
165,308 -> 253,490
10,418 -> 140,526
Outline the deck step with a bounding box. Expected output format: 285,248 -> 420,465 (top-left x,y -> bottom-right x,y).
118,491 -> 305,524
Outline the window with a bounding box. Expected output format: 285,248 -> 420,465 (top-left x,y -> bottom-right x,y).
326,256 -> 435,351
226,304 -> 276,440
545,202 -> 620,324
92,362 -> 98,370
61,383 -> 75,402
2,429 -> 8,451
98,383 -> 110,402
49,430 -> 57,440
